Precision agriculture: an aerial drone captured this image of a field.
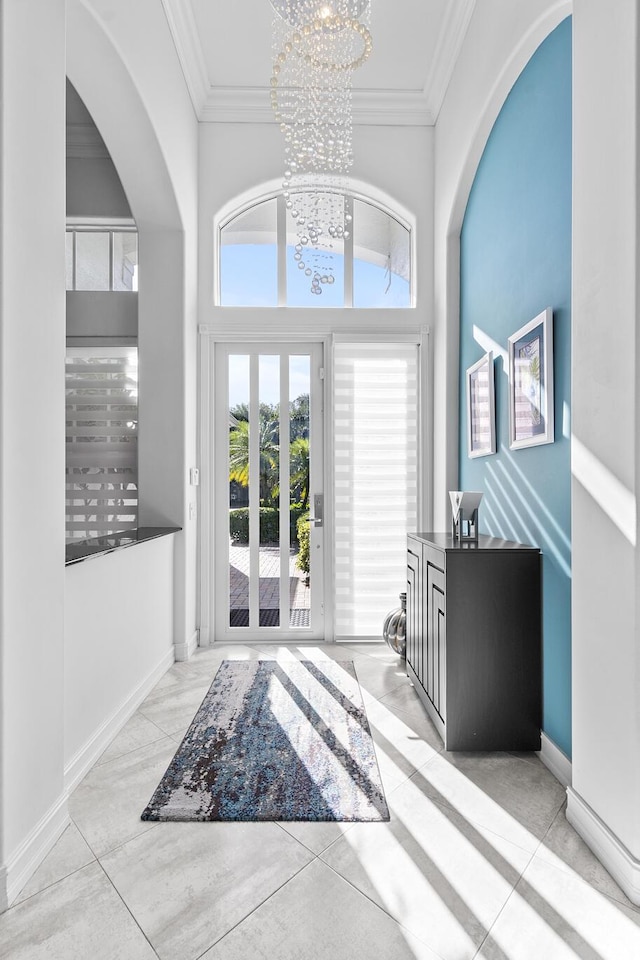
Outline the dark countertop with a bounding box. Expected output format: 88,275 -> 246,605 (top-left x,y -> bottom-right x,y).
408,532 -> 539,552
65,526 -> 181,566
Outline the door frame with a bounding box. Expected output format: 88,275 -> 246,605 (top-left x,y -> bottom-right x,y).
198,332 -> 334,645
198,326 -> 428,647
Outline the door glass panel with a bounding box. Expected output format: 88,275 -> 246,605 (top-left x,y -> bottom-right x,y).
217,344 -> 323,640
65,232 -> 74,290
75,232 -> 110,291
289,356 -> 311,627
259,355 -> 280,626
333,342 -> 418,637
112,232 -> 139,291
228,355 -> 250,627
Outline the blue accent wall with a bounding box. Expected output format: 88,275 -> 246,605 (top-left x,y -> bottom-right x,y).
459,18 -> 572,757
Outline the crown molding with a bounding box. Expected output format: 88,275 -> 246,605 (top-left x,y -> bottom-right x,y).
199,86 -> 272,124
66,123 -> 110,159
423,0 -> 476,123
355,88 -> 434,126
200,85 -> 434,126
161,0 -> 210,117
161,0 -> 473,126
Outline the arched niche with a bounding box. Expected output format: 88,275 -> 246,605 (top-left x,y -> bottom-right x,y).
66,0 -> 198,657
432,1 -> 572,529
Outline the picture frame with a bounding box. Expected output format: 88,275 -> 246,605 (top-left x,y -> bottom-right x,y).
466,351 -> 496,458
508,308 -> 554,450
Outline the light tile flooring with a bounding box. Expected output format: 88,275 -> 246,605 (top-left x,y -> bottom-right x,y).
3,642 -> 640,960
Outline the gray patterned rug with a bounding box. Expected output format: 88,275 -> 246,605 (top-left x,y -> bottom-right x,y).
141,659 -> 389,822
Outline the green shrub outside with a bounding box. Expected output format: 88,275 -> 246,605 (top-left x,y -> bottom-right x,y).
229,502 -> 307,546
296,512 -> 310,575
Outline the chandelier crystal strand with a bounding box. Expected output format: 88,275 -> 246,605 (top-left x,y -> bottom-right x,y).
270,1 -> 372,294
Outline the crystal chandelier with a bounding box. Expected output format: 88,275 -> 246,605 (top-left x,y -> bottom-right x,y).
269,0 -> 372,294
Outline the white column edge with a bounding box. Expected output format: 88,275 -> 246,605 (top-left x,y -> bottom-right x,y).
174,629 -> 199,662
537,732 -> 572,788
567,787 -> 640,906
0,792 -> 70,911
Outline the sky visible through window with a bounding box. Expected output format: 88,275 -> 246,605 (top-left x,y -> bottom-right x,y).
221,244 -> 410,308
228,353 -> 310,409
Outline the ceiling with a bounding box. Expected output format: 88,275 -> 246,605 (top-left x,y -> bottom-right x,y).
162,0 -> 477,125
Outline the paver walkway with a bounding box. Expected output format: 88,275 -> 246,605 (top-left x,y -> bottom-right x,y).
229,542 -> 310,613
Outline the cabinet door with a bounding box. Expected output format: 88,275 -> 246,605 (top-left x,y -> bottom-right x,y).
406,546 -> 420,676
426,563 -> 445,718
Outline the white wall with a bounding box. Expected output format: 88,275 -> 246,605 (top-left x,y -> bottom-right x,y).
568,0 -> 640,896
432,0 -> 571,527
67,157 -> 131,218
65,538 -> 176,790
0,0 -> 67,910
434,0 -> 640,902
198,121 -> 433,332
66,292 -> 138,338
67,0 -> 200,659
66,79 -> 132,217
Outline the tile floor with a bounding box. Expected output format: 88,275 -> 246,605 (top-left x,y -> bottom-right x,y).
2,642 -> 640,960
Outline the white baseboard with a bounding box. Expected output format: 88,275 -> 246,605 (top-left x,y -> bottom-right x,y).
1,792 -> 69,911
64,647 -> 174,794
174,630 -> 199,662
335,636 -> 386,644
567,787 -> 640,906
537,732 -> 572,788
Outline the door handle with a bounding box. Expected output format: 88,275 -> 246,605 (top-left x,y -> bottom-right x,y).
307,493 -> 323,528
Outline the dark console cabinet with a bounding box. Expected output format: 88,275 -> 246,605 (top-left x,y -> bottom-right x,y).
406,533 -> 541,751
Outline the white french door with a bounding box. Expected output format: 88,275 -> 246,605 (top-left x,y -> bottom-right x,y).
213,342 -> 325,641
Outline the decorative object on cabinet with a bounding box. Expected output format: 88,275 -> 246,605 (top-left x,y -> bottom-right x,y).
508,307 -> 554,449
382,591 -> 407,658
466,351 -> 496,457
449,490 -> 483,542
406,533 -> 541,751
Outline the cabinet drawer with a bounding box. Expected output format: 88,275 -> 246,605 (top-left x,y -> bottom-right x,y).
406,547 -> 421,680
426,563 -> 445,717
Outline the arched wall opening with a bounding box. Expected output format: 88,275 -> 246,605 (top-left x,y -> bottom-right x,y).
433,0 -> 573,533
433,1 -> 573,772
66,0 -> 199,660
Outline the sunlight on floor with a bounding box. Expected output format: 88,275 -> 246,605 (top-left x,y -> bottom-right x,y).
345,689 -> 640,960
268,661 -> 386,819
4,641 -> 640,960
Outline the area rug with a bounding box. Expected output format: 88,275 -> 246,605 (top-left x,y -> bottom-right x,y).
141,659 -> 389,822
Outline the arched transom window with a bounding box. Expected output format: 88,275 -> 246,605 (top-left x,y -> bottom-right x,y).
217,191 -> 412,308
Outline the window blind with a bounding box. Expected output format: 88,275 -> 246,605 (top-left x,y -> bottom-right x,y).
65,346 -> 138,541
333,341 -> 419,637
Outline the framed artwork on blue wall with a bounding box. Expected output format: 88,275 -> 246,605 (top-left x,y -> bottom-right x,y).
466,351 -> 496,458
508,308 -> 554,450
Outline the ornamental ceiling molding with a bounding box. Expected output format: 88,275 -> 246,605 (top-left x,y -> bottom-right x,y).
199,86 -> 435,125
162,0 -> 476,126
160,0 -> 210,117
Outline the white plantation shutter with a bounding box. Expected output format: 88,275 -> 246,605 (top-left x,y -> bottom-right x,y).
333,341 -> 419,637
65,346 -> 138,541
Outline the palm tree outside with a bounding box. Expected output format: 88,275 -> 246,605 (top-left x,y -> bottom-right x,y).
228,395 -> 310,545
